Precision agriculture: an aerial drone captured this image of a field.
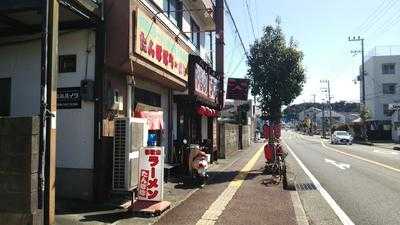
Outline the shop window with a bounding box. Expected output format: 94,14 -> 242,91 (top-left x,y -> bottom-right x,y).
382,63 -> 395,75
0,78 -> 11,116
59,55 -> 77,73
190,17 -> 200,49
135,87 -> 161,108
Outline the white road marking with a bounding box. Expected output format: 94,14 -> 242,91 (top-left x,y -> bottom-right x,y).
320,140 -> 400,173
290,191 -> 310,225
373,149 -> 399,155
325,158 -> 351,170
284,142 -> 355,225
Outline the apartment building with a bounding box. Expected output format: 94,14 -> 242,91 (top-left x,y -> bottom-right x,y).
361,48 -> 400,139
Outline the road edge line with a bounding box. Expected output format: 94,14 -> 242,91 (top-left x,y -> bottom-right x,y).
284,141 -> 355,225
290,191 -> 310,225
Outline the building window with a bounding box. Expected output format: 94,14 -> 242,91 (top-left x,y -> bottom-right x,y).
383,104 -> 394,117
135,87 -> 161,108
383,83 -> 396,94
190,17 -> 200,49
163,0 -> 179,26
59,55 -> 77,73
382,63 -> 395,74
0,78 -> 11,116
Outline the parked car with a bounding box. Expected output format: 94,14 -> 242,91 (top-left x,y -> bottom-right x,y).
331,131 -> 353,145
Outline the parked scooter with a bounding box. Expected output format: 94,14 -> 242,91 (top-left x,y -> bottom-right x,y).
188,143 -> 209,186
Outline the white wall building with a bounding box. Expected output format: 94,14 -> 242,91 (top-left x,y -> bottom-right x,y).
362,54 -> 400,122
0,29 -> 97,200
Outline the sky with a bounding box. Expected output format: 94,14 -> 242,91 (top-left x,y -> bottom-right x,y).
224,0 -> 400,105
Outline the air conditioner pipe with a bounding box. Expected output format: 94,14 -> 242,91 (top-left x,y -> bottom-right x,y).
127,75 -> 135,118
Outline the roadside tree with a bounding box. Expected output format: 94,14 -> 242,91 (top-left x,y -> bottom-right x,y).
247,19 -> 306,124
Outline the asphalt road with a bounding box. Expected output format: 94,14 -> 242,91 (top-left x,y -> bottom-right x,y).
284,130 -> 400,225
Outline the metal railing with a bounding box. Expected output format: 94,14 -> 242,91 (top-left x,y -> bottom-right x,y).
366,46 -> 400,61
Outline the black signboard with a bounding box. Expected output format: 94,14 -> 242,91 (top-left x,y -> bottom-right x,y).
57,87 -> 81,109
226,78 -> 250,100
189,54 -> 221,105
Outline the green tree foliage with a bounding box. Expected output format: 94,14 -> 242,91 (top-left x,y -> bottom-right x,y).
247,21 -> 305,123
283,101 -> 361,120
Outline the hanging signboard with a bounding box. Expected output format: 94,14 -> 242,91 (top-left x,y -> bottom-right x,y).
226,78 -> 250,100
57,87 -> 81,109
135,9 -> 189,81
138,146 -> 164,202
190,55 -> 220,104
194,64 -> 208,97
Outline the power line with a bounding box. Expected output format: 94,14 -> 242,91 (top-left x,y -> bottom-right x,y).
360,0 -> 398,35
245,0 -> 257,40
368,3 -> 400,42
230,55 -> 246,77
252,0 -> 261,37
223,0 -> 250,60
224,10 -> 241,75
354,0 -> 391,34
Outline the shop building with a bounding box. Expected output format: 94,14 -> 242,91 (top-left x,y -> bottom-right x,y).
0,0 -> 218,205
104,0 -> 216,191
173,54 -> 222,164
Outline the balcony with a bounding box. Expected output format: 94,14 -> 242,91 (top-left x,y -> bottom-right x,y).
184,0 -> 215,31
0,0 -> 100,39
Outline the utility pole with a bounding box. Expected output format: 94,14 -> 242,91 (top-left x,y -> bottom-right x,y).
327,81 -> 332,133
348,36 -> 365,106
322,103 -> 326,138
215,0 -> 224,110
321,80 -> 332,137
312,94 -> 316,133
215,0 -> 224,160
40,0 -> 59,224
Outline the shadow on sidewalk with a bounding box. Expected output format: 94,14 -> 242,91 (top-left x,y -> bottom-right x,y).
173,167 -> 266,189
79,211 -> 132,224
56,198 -> 126,215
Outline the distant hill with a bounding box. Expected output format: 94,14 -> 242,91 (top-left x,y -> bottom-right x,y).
283,101 -> 360,120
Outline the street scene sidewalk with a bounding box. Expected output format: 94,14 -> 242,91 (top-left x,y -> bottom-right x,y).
55,142 -> 303,225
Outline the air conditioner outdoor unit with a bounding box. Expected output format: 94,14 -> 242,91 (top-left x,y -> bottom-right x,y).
112,117 -> 148,191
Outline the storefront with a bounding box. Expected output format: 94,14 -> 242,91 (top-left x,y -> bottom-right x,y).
104,0 -> 193,193
174,54 -> 222,165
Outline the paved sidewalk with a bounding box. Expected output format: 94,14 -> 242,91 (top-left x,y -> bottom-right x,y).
155,142 -> 300,225
372,142 -> 400,150
56,142 -> 265,225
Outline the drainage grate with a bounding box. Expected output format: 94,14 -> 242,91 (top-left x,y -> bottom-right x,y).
296,183 -> 317,191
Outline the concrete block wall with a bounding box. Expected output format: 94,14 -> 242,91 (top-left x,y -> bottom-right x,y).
219,123 -> 239,158
0,116 -> 42,225
242,125 -> 251,149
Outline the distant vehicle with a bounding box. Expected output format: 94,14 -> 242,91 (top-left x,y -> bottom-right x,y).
331,131 -> 353,145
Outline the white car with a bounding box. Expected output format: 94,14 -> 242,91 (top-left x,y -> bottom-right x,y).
331,131 -> 353,145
